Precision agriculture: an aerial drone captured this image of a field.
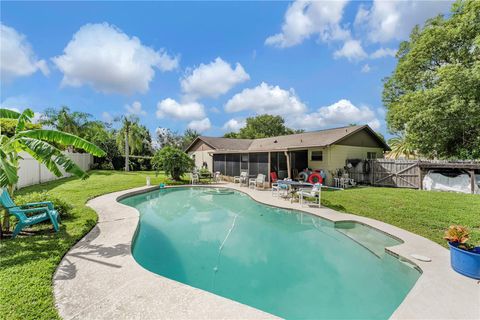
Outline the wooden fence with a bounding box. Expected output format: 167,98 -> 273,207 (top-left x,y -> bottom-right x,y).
347,159 -> 479,192
371,159 -> 421,188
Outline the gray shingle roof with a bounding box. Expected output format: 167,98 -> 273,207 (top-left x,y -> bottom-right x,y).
248,125 -> 365,151
197,136 -> 254,151
187,125 -> 388,152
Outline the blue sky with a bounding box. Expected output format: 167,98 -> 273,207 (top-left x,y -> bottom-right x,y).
1,1 -> 452,138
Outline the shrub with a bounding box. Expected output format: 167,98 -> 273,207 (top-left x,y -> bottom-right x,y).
444,225 -> 473,250
152,146 -> 194,180
14,191 -> 73,217
0,118 -> 41,137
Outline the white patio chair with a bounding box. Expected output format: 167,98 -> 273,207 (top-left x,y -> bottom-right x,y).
190,173 -> 199,184
214,171 -> 221,183
272,182 -> 288,197
249,174 -> 265,189
297,183 -> 321,207
234,171 -> 248,185
348,178 -> 356,187
334,177 -> 340,188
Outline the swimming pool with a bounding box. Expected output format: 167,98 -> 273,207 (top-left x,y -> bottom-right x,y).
121,187 -> 420,319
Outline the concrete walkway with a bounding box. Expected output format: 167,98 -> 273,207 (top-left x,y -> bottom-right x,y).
54,184 -> 480,319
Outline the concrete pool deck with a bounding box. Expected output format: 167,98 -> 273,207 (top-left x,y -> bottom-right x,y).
54,184 -> 480,319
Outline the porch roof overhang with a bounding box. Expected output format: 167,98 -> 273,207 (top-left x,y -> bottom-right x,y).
208,145 -> 329,154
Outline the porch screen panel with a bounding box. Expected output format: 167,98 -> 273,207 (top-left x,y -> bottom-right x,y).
248,153 -> 268,177
240,154 -> 249,172
213,154 -> 226,175
257,153 -> 269,177
231,154 -> 241,176
225,154 -> 234,176
249,153 -> 258,176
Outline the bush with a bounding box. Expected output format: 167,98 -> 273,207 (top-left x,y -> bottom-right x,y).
0,118 -> 41,137
152,146 -> 194,180
93,156 -> 153,171
14,191 -> 73,217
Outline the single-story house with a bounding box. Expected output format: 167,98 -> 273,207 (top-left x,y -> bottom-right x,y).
185,125 -> 390,185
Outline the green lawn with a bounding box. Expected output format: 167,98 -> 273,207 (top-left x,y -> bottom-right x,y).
1,172 -> 478,320
0,170 -> 187,320
321,187 -> 480,246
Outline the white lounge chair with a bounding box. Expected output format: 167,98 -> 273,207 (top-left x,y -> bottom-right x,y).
234,171 -> 248,185
249,174 -> 265,189
297,183 -> 321,207
190,173 -> 199,184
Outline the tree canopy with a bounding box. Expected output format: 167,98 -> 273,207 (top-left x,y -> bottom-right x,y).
224,114 -> 303,139
383,0 -> 480,159
152,146 -> 194,180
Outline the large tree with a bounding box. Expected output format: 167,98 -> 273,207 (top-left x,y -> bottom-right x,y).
116,116 -> 147,172
41,106 -> 91,136
383,0 -> 480,159
181,129 -> 200,149
224,114 -> 303,139
152,146 -> 194,181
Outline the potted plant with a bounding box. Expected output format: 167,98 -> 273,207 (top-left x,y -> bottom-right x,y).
444,225 -> 480,279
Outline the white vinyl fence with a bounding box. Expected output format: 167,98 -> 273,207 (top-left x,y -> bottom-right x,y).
16,151 -> 93,189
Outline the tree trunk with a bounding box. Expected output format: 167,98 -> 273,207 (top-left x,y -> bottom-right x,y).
125,129 -> 129,172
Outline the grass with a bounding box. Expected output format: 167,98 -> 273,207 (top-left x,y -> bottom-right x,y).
1,173 -> 478,320
321,187 -> 480,247
0,170 -> 187,320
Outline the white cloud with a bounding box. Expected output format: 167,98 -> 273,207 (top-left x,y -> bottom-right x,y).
334,39 -> 367,61
52,23 -> 179,95
265,0 -> 350,48
1,24 -> 49,81
288,99 -> 381,131
102,111 -> 113,123
355,0 -> 452,43
222,118 -> 246,132
370,47 -> 397,59
225,82 -> 307,115
361,64 -> 371,73
180,57 -> 249,100
156,98 -> 205,120
32,112 -> 44,124
125,101 -> 146,116
187,118 -> 211,132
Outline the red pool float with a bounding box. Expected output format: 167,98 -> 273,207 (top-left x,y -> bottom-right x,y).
307,172 -> 323,184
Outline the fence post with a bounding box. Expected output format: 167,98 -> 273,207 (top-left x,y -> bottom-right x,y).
38,161 -> 42,184
418,161 -> 422,190
469,170 -> 476,194
371,160 -> 375,186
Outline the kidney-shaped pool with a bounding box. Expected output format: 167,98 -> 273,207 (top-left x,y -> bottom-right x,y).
121,187 -> 420,319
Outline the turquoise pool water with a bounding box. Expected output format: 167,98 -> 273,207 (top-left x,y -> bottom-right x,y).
121,187 -> 420,319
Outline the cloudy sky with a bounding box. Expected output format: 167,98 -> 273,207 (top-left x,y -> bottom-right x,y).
1,1 -> 452,137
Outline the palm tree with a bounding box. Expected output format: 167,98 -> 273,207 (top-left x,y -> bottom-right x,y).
41,106 -> 95,151
0,108 -> 106,230
387,134 -> 417,159
116,116 -> 145,172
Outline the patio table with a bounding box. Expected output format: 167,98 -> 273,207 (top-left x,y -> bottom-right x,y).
277,180 -> 313,189
276,180 -> 313,200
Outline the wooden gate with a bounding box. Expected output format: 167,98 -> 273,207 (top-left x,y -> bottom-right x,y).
371,160 -> 420,188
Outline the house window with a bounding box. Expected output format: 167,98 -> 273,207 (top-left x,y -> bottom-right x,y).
311,151 -> 323,161
367,152 -> 377,159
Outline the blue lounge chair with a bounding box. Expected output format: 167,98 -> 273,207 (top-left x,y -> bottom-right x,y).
0,188 -> 60,238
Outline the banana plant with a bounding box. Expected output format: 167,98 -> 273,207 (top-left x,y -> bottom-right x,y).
0,108 -> 106,230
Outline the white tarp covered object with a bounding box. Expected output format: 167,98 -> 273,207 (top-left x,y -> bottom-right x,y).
423,171 -> 479,194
